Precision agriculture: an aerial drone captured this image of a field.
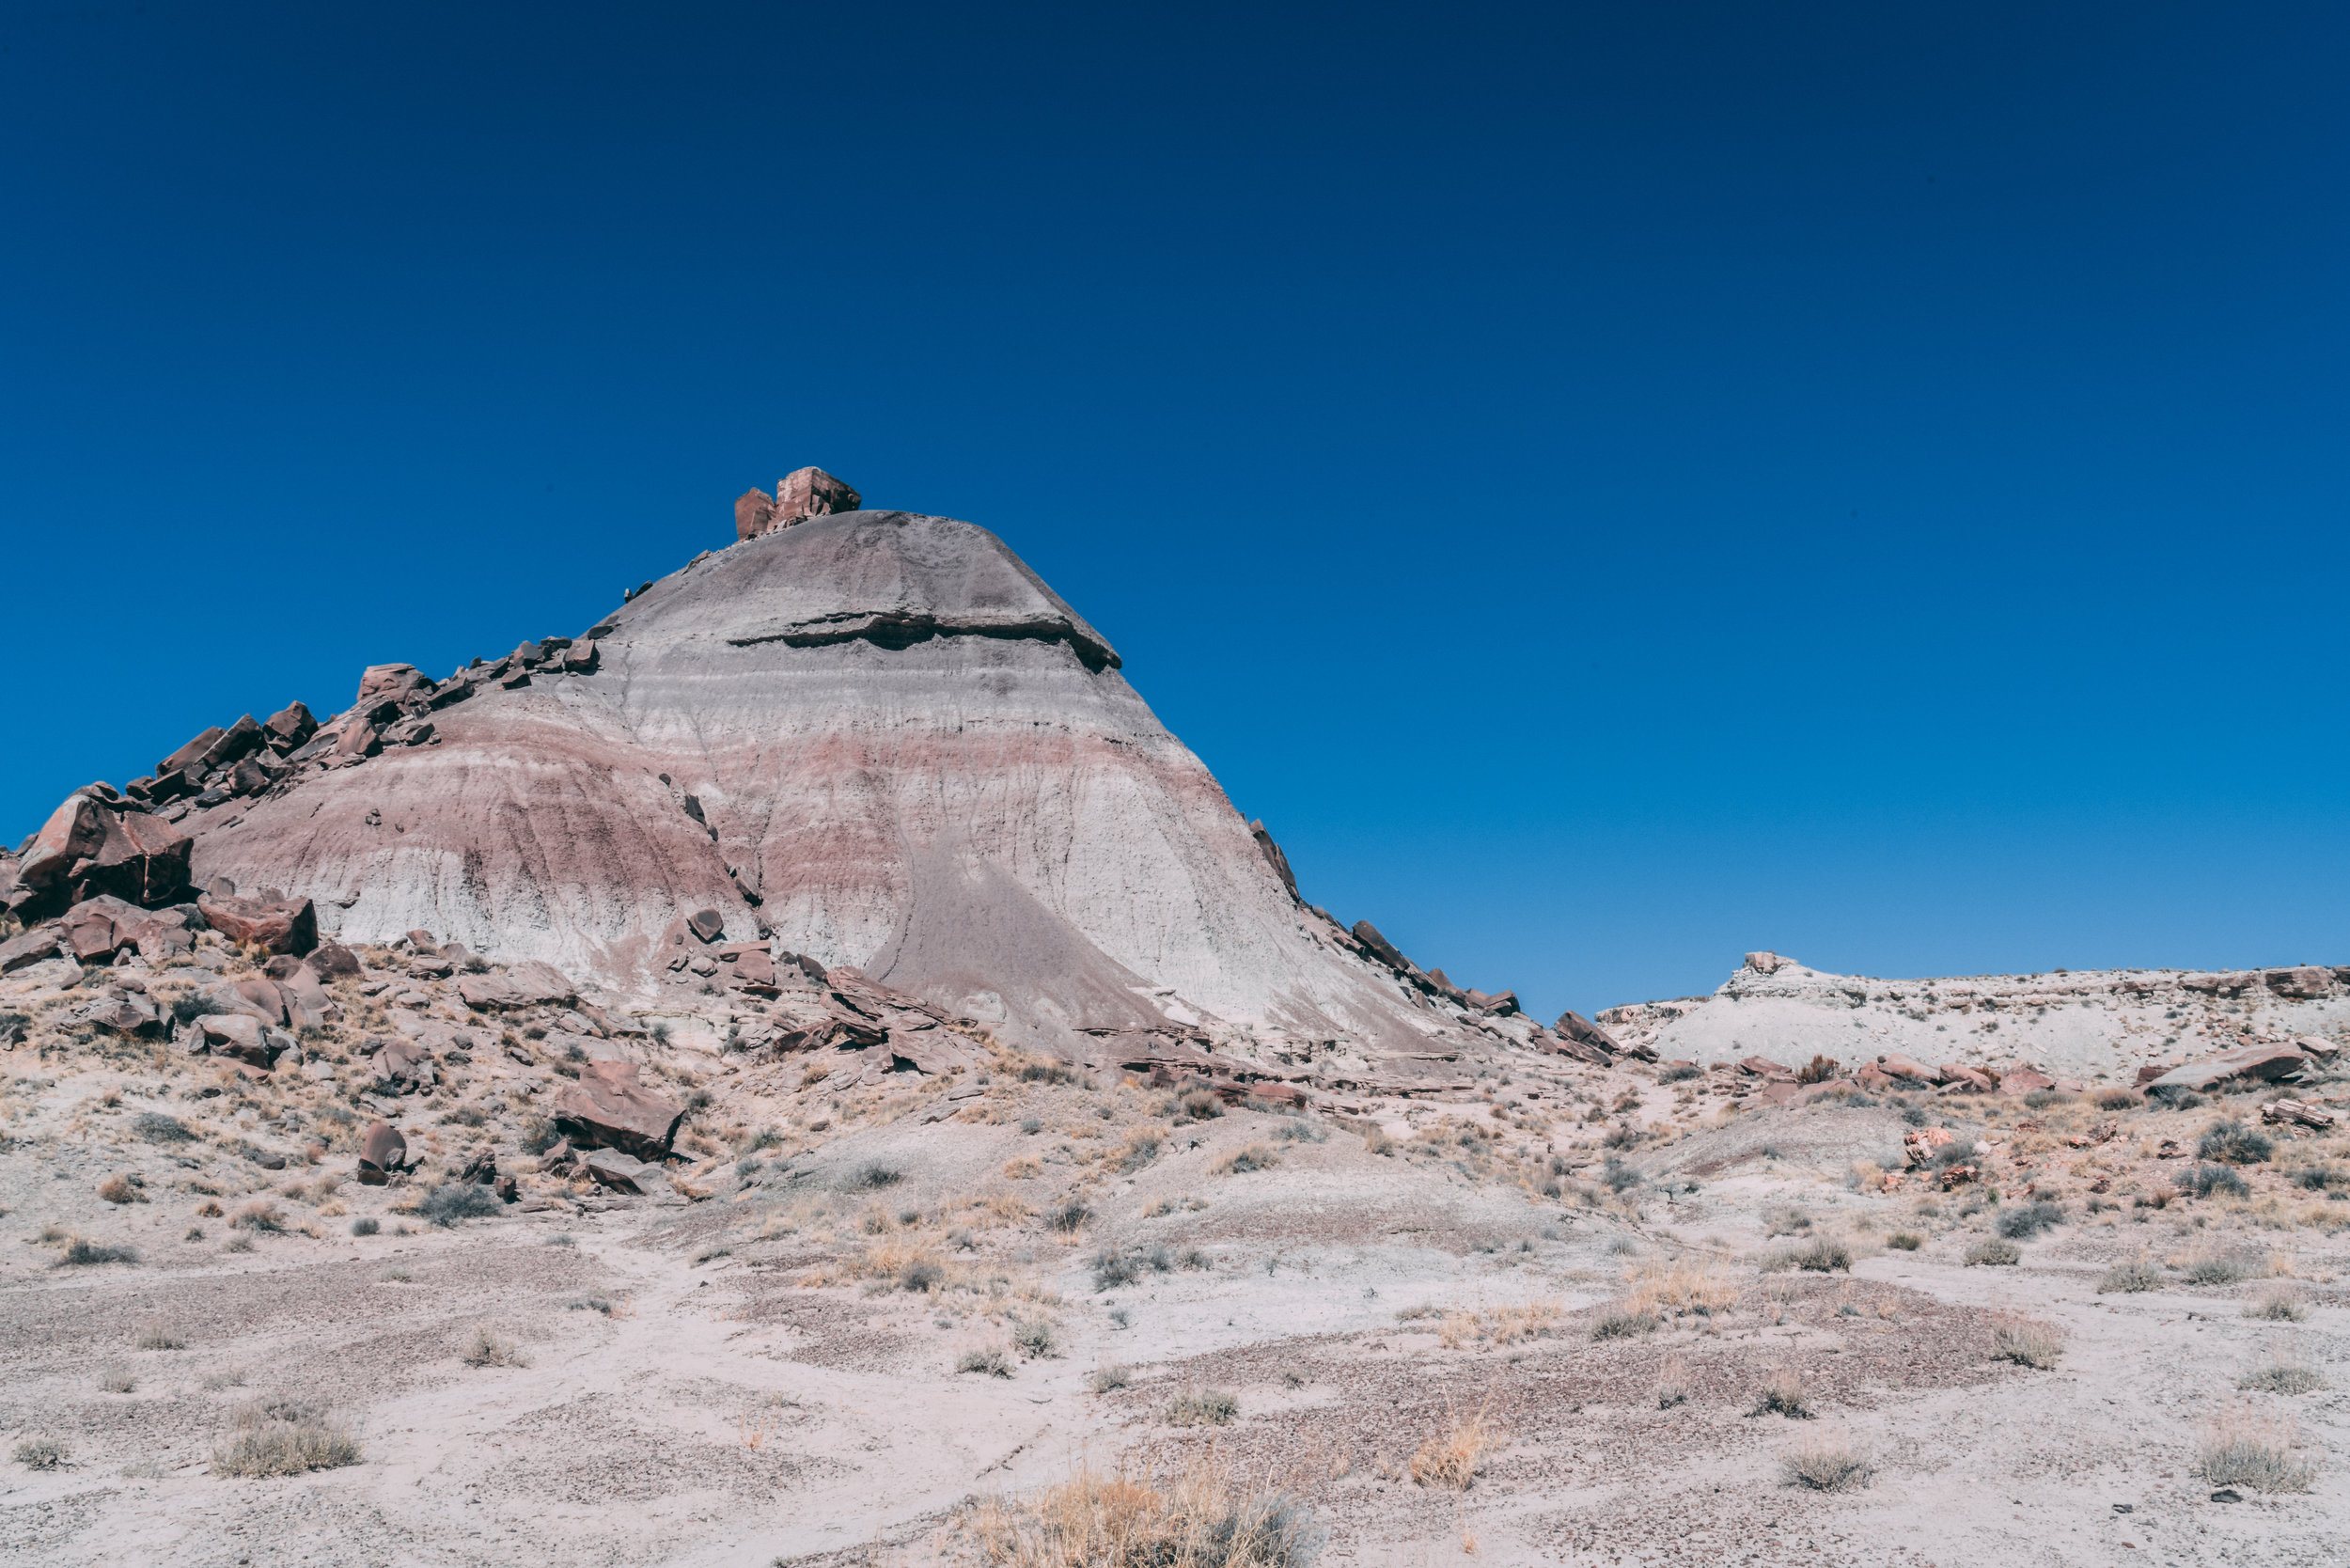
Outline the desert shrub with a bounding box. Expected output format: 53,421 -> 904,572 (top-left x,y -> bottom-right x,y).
516,1116 -> 560,1154
1747,1367 -> 1811,1419
1795,1055 -> 1838,1085
55,1239 -> 138,1267
1214,1144 -> 1278,1175
1011,1317 -> 1058,1358
1992,1314 -> 2066,1368
2187,1163 -> 2250,1200
2240,1358 -> 2327,1395
2098,1258 -> 2164,1293
459,1327 -> 526,1367
1018,1117 -> 1043,1135
899,1258 -> 944,1292
210,1401 -> 362,1478
170,995 -> 224,1026
2094,1088 -> 2143,1110
135,1323 -> 186,1350
1116,1131 -> 1162,1173
418,1183 -> 501,1228
1048,1197 -> 1092,1235
1996,1202 -> 2064,1240
1964,1237 -> 2020,1267
1361,1127 -> 1396,1156
1887,1232 -> 1922,1251
2290,1162 -> 2348,1192
546,1231 -> 576,1247
2199,1406 -> 2316,1493
846,1162 -> 902,1191
1408,1406 -> 1495,1490
1270,1120 -> 1325,1144
1602,1121 -> 1641,1151
958,1346 -> 1012,1378
1654,1355 -> 1690,1409
1088,1364 -> 1132,1393
1177,1090 -> 1222,1121
973,1455 -> 1319,1568
1178,1246 -> 1210,1270
99,1366 -> 136,1393
2245,1287 -> 2307,1322
13,1437 -> 67,1470
2198,1120 -> 2273,1165
350,1217 -> 380,1237
1591,1309 -> 1656,1341
1658,1062 -> 1701,1083
97,1173 -> 142,1204
1793,1235 -> 1851,1273
1601,1157 -> 1641,1193
2179,1245 -> 2250,1286
1016,1060 -> 1076,1085
1782,1434 -> 1872,1491
132,1110 -> 195,1142
1166,1387 -> 1240,1427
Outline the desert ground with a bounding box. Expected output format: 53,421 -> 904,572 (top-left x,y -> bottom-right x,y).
3,934 -> 2346,1567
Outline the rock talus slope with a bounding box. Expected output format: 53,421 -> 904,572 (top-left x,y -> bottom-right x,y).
164,508 -> 1478,1064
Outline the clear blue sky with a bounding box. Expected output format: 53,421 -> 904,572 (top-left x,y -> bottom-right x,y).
5,3 -> 2345,1018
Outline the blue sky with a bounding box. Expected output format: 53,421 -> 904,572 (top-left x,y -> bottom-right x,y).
4,3 -> 2345,1017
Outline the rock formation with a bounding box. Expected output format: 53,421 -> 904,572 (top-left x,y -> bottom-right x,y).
13,475 -> 1572,1080
1597,950 -> 2350,1085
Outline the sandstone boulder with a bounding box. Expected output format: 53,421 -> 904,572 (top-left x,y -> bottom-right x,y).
581,1147 -> 661,1195
2145,1043 -> 2309,1093
262,702 -> 318,750
734,488 -> 778,541
1997,1066 -> 2056,1097
775,466 -> 860,525
1350,920 -> 1411,974
1745,951 -> 1790,974
196,1012 -> 282,1067
554,1060 -> 684,1162
0,925 -> 63,975
12,794 -> 192,916
61,895 -> 154,963
306,942 -> 363,980
197,892 -> 317,955
85,991 -> 163,1035
1738,1056 -> 1795,1081
2264,966 -> 2332,999
456,972 -> 525,1010
357,1120 -> 407,1184
503,960 -> 580,1006
686,908 -> 726,943
1876,1053 -> 1935,1081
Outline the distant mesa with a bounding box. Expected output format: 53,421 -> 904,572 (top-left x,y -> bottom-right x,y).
736,466 -> 862,541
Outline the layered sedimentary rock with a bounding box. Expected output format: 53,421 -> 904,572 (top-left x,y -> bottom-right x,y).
146,500 -> 1509,1066
1598,950 -> 2350,1082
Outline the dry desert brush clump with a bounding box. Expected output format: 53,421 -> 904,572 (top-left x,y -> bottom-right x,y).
1748,1366 -> 1812,1419
2098,1257 -> 2164,1294
211,1398 -> 363,1478
1408,1402 -> 1497,1491
2240,1355 -> 2328,1396
1166,1387 -> 1241,1427
1991,1313 -> 2066,1369
974,1453 -> 1320,1568
2199,1405 -> 2316,1493
1781,1432 -> 1873,1492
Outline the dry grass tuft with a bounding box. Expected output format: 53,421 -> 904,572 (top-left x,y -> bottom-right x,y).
459,1326 -> 527,1367
960,1346 -> 1014,1378
1408,1400 -> 1496,1491
211,1399 -> 362,1478
1654,1354 -> 1690,1409
2245,1286 -> 2307,1322
1211,1144 -> 1279,1176
98,1366 -> 136,1393
1991,1313 -> 2065,1369
1781,1432 -> 1872,1492
1622,1257 -> 1741,1318
1166,1387 -> 1240,1427
97,1173 -> 143,1204
2199,1405 -> 2316,1493
2240,1356 -> 2327,1396
2098,1257 -> 2163,1294
13,1437 -> 67,1470
1964,1236 -> 2020,1267
1748,1366 -> 1811,1419
134,1322 -> 186,1351
974,1452 -> 1319,1568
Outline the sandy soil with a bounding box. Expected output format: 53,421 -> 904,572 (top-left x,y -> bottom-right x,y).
5,949 -> 2348,1566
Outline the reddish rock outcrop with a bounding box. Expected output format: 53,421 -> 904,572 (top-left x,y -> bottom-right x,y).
553,1060 -> 684,1162
10,793 -> 192,917
357,1121 -> 407,1184
197,892 -> 318,955
734,489 -> 778,541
